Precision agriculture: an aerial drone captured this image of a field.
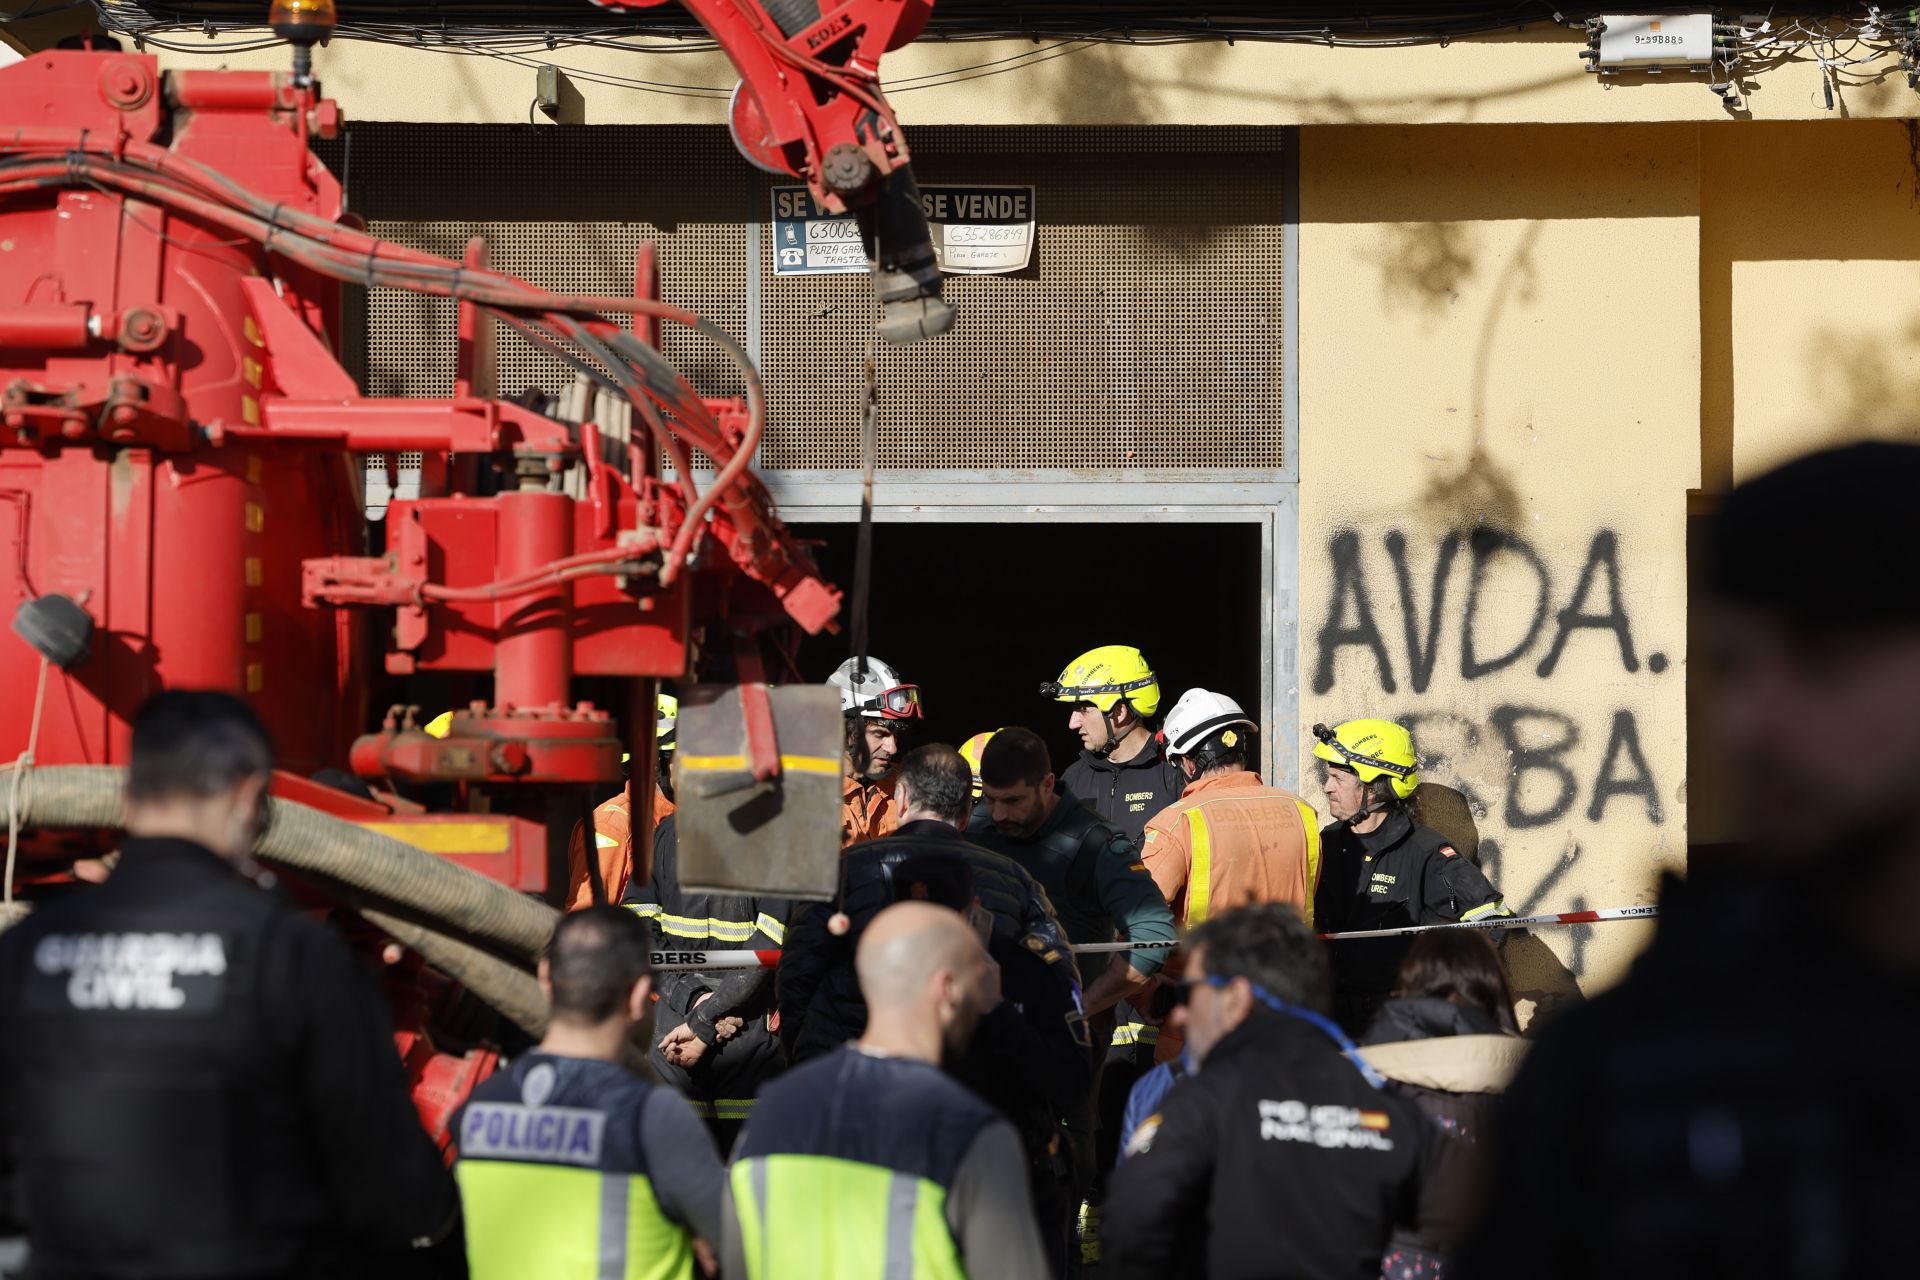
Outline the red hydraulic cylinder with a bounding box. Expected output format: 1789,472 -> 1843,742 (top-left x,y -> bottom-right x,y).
494,490 -> 572,712
0,306 -> 91,350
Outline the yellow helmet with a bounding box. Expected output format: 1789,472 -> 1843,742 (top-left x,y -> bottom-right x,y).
423,711 -> 454,739
958,730 -> 999,798
1041,645 -> 1161,718
656,692 -> 678,748
1311,719 -> 1419,800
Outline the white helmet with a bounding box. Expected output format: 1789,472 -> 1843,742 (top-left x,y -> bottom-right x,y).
828,656 -> 924,721
1163,688 -> 1257,759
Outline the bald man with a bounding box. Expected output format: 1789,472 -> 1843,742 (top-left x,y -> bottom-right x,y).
723,903 -> 1050,1280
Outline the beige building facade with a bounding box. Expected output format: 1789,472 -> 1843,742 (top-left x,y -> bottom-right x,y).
23,16 -> 1920,1009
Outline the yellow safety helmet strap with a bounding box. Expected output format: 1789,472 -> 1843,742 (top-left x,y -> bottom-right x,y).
1310,723 -> 1415,780
1039,673 -> 1159,705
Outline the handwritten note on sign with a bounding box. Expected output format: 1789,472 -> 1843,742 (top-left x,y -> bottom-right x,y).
770,185 -> 1037,276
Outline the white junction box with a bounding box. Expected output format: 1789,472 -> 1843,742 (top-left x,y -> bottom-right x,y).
1594,13 -> 1713,69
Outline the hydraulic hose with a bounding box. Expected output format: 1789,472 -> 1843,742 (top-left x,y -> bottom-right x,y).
9,765 -> 559,961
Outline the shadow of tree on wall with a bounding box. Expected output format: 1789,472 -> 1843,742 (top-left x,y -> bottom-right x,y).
1806,308 -> 1920,438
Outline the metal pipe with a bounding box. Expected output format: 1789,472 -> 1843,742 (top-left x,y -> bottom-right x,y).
0,306 -> 91,350
493,491 -> 572,712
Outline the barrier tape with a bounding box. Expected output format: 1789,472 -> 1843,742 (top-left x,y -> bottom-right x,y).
645,905 -> 1658,972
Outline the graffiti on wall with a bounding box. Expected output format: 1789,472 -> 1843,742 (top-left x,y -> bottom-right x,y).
1309,526 -> 1674,993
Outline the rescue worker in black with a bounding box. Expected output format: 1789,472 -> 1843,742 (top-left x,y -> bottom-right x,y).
971,726 -> 1177,1267
1105,903 -> 1461,1280
0,691 -> 457,1279
1456,444 -> 1920,1280
777,744 -> 1091,1274
623,811 -> 787,1153
1044,645 -> 1186,846
1311,719 -> 1510,1033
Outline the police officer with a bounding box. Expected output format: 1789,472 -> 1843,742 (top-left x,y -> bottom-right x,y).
724,902 -> 1051,1280
624,812 -> 787,1151
1312,719 -> 1510,1032
776,744 -> 1089,1273
454,907 -> 722,1280
1105,904 -> 1457,1278
0,690 -> 456,1277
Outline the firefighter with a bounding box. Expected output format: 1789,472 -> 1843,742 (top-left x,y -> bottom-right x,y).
829,656 -> 922,846
958,728 -> 997,799
1044,645 -> 1185,844
723,902 -> 1051,1280
564,692 -> 677,909
1312,718 -> 1511,1032
1139,688 -> 1323,1065
453,907 -> 722,1280
0,691 -> 456,1277
1043,647 -> 1186,1117
623,813 -> 787,1152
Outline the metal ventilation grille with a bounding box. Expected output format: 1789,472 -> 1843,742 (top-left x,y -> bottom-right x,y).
757,127 -> 1285,471
362,221 -> 746,418
321,123 -> 1285,473
320,124 -> 748,418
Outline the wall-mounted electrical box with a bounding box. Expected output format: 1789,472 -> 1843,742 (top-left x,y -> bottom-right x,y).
1591,13 -> 1713,70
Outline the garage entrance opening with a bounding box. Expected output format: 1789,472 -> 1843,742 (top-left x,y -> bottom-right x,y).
791,520 -> 1266,775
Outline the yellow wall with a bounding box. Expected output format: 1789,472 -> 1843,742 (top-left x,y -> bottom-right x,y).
1299,116 -> 1920,1012
119,25 -> 1920,128
1298,124 -> 1698,1020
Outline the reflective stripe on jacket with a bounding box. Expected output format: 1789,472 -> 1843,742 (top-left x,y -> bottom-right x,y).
729,1049 -> 999,1280
454,1054 -> 695,1280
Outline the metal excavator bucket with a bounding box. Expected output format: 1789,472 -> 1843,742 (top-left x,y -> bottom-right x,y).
674,683 -> 844,899
861,164 -> 958,345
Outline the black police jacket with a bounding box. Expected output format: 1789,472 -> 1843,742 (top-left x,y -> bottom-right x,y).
1315,808 -> 1507,1026
1061,738 -> 1185,845
967,789 -> 1176,985
0,837 -> 455,1278
625,816 -> 787,1101
1104,1009 -> 1458,1280
778,820 -> 1072,1067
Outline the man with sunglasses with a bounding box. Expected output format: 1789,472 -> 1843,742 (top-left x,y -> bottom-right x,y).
829,656 -> 922,847
1105,903 -> 1457,1280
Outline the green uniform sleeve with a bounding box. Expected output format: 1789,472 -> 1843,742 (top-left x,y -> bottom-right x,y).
1094,835 -> 1177,976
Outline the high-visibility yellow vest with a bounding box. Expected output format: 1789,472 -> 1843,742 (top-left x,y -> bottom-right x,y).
454,1054 -> 695,1280
730,1049 -> 997,1280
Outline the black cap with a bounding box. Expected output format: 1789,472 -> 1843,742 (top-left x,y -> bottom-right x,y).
1710,442 -> 1920,628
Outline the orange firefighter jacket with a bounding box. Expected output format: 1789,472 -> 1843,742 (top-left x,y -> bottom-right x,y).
564,783 -> 674,910
840,772 -> 897,848
1140,769 -> 1323,1062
